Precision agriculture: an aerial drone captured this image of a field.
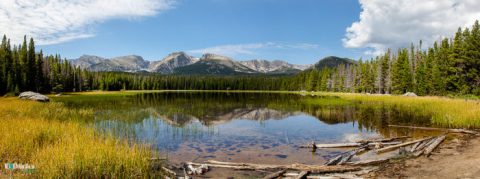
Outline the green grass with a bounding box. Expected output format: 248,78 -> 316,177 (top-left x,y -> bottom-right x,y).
0,98 -> 162,178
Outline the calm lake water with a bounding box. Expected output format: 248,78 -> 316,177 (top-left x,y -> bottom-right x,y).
56,92 -> 440,165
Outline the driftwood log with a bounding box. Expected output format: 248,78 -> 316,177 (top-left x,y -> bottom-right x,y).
325,147 -> 367,166
302,141 -> 401,149
388,125 -> 478,135
356,136 -> 410,143
345,158 -> 390,166
188,160 -> 362,173
423,135 -> 446,156
375,137 -> 433,153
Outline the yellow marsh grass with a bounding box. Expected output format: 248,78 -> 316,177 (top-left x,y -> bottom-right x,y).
316,92 -> 480,128
0,98 -> 154,178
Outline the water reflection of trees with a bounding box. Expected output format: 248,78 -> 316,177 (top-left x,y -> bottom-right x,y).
59,92 -> 433,136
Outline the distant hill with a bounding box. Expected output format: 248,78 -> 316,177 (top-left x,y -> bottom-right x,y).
312,56 -> 356,70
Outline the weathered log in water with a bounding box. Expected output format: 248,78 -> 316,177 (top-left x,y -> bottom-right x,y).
190,160 -> 362,173
306,174 -> 361,179
325,147 -> 367,166
345,158 -> 390,166
356,136 -> 410,143
424,135 -> 446,156
161,166 -> 177,176
412,138 -> 436,157
388,125 -> 478,135
302,141 -> 401,149
263,170 -> 286,179
410,140 -> 423,152
375,137 -> 433,153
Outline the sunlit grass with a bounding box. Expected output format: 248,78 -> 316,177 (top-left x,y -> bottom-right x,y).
314,92 -> 480,128
0,98 -> 158,178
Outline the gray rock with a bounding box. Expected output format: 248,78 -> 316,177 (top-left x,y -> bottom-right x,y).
18,91 -> 49,102
403,92 -> 418,97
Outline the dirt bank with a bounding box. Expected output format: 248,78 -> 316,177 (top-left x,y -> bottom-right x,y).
366,134 -> 480,178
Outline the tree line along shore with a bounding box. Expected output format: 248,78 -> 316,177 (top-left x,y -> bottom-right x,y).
0,21 -> 479,97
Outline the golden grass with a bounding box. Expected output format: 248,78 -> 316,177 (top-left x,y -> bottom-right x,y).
314,92 -> 480,128
0,98 -> 157,178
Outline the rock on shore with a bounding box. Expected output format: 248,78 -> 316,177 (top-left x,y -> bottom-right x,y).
18,91 -> 49,102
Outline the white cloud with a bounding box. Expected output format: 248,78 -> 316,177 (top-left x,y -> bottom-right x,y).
343,0 -> 480,55
0,0 -> 175,45
188,42 -> 320,56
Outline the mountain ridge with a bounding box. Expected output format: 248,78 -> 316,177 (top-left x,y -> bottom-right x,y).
71,53 -> 351,75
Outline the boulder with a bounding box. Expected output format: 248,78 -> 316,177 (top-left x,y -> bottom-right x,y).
18,91 -> 49,102
403,92 -> 418,97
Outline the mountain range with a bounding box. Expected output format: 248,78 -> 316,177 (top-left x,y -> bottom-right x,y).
71,52 -> 351,75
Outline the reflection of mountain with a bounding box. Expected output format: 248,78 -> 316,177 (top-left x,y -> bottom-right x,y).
57,92 -> 432,136
149,107 -> 302,126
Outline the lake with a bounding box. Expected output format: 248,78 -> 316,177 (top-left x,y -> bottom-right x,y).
56,92 -> 441,165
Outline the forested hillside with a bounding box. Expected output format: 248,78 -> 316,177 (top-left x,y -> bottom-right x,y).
0,21 -> 479,96
294,21 -> 480,96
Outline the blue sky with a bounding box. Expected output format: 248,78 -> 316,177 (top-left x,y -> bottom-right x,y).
38,0 -> 361,64
2,0 -> 478,65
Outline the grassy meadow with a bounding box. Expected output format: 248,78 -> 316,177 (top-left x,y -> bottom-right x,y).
0,97 -> 161,178
314,92 -> 480,129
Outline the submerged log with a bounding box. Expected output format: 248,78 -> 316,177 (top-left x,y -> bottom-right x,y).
388,125 -> 477,135
375,137 -> 433,153
263,170 -> 286,179
424,135 -> 446,156
196,160 -> 361,173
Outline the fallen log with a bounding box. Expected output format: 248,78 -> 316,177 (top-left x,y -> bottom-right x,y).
356,136 -> 410,143
263,170 -> 286,179
388,125 -> 477,135
284,172 -> 300,177
413,138 -> 436,157
306,174 -> 361,179
345,158 -> 390,166
294,171 -> 309,179
338,148 -> 367,165
409,140 -> 422,152
375,137 -> 433,153
196,160 -> 361,173
302,141 -> 401,149
303,143 -> 362,148
424,135 -> 446,156
325,146 -> 368,166
161,166 -> 177,176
